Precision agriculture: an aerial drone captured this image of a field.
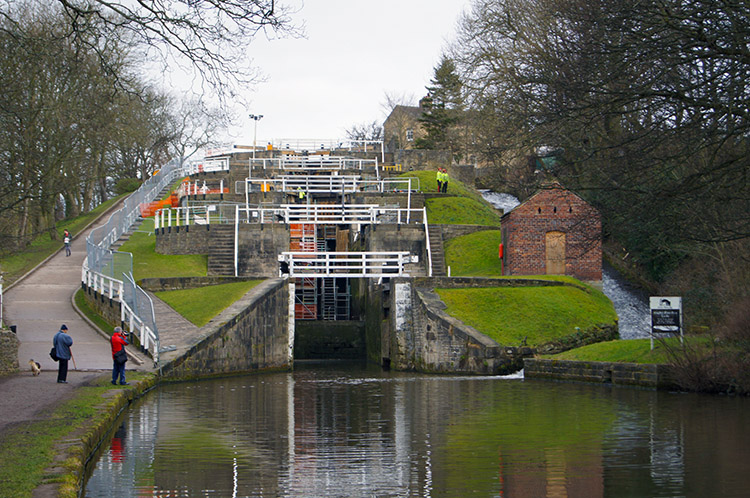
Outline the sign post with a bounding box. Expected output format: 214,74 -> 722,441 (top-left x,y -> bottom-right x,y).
650,296 -> 683,350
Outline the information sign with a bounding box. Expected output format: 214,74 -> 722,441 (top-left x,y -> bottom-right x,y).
650,297 -> 683,349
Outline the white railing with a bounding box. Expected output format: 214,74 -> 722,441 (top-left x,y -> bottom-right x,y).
278,251 -> 418,278
155,204 -> 427,229
81,266 -> 124,300
80,263 -> 159,363
423,207 -> 433,278
86,158 -> 184,366
177,179 -> 226,198
249,156 -> 378,172
183,157 -> 230,175
243,175 -> 361,194
239,176 -> 421,195
154,204 -> 227,229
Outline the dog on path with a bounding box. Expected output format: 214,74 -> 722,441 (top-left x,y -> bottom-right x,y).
29,359 -> 41,376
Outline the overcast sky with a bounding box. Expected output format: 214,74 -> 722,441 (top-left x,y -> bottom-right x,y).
227,0 -> 471,145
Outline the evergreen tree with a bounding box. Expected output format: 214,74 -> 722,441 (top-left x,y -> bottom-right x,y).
415,56 -> 464,155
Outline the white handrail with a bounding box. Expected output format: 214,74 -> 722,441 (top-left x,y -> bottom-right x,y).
279,251 -> 418,278
423,207 -> 433,277
155,204 -> 427,228
240,176 -> 420,195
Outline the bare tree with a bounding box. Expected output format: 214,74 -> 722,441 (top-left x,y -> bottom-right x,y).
3,0 -> 300,102
345,120 -> 384,142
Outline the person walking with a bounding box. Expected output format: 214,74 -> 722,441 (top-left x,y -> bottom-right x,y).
110,326 -> 129,385
63,229 -> 72,257
53,324 -> 73,383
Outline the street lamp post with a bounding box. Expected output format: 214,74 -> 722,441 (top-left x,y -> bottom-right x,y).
249,114 -> 263,160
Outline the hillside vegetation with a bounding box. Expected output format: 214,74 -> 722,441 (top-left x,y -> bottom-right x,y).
436,284 -> 616,347
118,218 -> 207,280
155,280 -> 263,327
398,170 -> 503,226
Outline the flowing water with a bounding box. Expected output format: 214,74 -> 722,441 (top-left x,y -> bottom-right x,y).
83,362 -> 750,497
480,190 -> 651,339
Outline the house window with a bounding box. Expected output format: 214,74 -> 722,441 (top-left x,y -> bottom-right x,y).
406,129 -> 414,141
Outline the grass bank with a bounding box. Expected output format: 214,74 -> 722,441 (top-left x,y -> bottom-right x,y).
436,282 -> 617,347
155,280 -> 264,326
398,170 -> 503,226
118,217 -> 207,280
75,289 -> 114,333
445,230 -> 503,276
540,337 -> 704,364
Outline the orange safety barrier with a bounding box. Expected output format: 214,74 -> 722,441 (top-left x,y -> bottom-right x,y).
140,193 -> 180,217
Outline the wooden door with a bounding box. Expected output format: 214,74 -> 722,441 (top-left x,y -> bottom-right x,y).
545,231 -> 566,275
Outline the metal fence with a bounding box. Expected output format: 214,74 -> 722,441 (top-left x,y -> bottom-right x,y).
85,158 -> 184,362
154,203 -> 428,229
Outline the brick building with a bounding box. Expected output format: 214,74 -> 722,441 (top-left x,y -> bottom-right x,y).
500,184 -> 602,282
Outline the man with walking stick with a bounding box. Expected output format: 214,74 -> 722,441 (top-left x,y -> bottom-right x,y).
52,324 -> 73,383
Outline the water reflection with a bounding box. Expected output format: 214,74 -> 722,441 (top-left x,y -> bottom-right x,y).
84,363 -> 750,497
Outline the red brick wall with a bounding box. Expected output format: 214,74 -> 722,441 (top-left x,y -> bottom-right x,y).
501,187 -> 602,281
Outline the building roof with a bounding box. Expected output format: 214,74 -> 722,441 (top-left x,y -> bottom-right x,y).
500,182 -> 598,220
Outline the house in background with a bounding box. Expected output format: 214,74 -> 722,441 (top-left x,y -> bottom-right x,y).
383,104 -> 426,153
500,183 -> 602,283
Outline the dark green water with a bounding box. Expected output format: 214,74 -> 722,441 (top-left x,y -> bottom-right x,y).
83,362 -> 750,497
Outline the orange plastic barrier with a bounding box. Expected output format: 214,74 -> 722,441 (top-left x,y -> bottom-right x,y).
139,193 -> 180,217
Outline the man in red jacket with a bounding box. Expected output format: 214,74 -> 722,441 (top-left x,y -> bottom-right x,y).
110,326 -> 129,385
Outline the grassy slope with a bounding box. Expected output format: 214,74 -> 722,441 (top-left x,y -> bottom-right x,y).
544,336 -> 715,364
436,284 -> 617,347
426,197 -> 502,226
445,230 -> 503,276
118,217 -> 206,280
155,280 -> 263,326
398,170 -> 502,226
0,195 -> 127,285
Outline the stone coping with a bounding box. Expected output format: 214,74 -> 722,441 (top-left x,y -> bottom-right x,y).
524,358 -> 679,390
140,276 -> 267,292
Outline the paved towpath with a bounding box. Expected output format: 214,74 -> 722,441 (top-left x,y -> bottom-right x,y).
1,202 -> 154,435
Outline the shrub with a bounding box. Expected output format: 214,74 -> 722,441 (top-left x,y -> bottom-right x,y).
114,177 -> 142,195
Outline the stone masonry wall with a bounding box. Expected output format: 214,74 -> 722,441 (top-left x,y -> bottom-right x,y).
0,329 -> 20,374
155,224 -> 211,255
140,276 -> 264,292
365,224 -> 426,275
82,285 -> 123,330
438,225 -> 500,242
237,224 -> 290,276
524,359 -> 678,390
160,278 -> 290,379
386,277 -> 617,375
395,149 -> 451,171
155,223 -> 290,278
388,279 -> 525,375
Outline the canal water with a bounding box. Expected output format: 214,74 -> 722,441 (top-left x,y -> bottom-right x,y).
84,362 -> 750,497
